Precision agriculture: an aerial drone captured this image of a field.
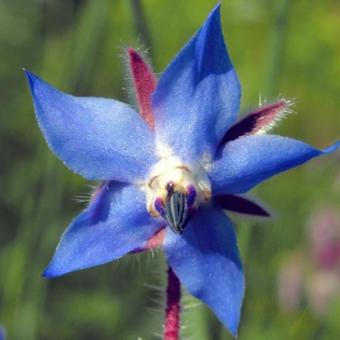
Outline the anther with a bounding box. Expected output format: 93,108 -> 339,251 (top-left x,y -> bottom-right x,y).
154,197 -> 166,218
186,185 -> 197,208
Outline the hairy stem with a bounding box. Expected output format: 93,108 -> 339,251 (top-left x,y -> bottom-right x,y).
164,266 -> 181,340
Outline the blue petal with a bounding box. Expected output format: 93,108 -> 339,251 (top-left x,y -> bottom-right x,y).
210,135 -> 340,194
0,326 -> 5,340
25,71 -> 158,183
152,4 -> 241,162
164,205 -> 244,336
43,182 -> 162,278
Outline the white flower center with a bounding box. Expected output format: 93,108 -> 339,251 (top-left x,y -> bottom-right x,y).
144,156 -> 211,221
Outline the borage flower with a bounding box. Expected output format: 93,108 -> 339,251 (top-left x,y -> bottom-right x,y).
25,4 -> 339,337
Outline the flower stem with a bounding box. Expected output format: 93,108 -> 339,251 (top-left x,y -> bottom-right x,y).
164,266 -> 181,340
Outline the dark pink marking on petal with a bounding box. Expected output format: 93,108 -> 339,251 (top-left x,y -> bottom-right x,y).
130,227 -> 165,253
214,194 -> 270,217
219,100 -> 290,147
128,48 -> 157,128
145,227 -> 166,250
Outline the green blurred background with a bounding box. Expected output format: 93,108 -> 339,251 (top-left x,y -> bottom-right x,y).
0,0 -> 339,339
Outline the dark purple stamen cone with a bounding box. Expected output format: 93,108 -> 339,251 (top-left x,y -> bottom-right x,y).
165,191 -> 189,234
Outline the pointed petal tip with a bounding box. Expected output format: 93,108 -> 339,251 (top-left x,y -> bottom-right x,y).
42,264 -> 69,279
127,47 -> 137,58
23,68 -> 35,79
214,195 -> 271,217
213,1 -> 222,12
230,326 -> 239,338
42,258 -> 70,279
23,69 -> 42,93
323,140 -> 340,154
127,47 -> 146,65
262,211 -> 271,218
24,70 -> 52,92
207,2 -> 223,25
41,267 -> 56,279
220,299 -> 242,337
127,48 -> 148,71
23,68 -> 34,85
206,2 -> 222,26
225,298 -> 242,337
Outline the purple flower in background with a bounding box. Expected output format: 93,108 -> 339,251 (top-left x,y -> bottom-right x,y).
307,207 -> 340,316
310,207 -> 340,270
25,4 -> 339,336
278,207 -> 340,316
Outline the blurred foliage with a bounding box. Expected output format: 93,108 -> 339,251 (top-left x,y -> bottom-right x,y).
0,0 -> 339,339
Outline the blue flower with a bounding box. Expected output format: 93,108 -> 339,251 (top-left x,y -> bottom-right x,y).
25,4 -> 339,336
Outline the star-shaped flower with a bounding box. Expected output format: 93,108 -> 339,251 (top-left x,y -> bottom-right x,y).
25,4 -> 339,336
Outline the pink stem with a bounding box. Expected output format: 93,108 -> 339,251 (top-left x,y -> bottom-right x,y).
164,266 -> 181,340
